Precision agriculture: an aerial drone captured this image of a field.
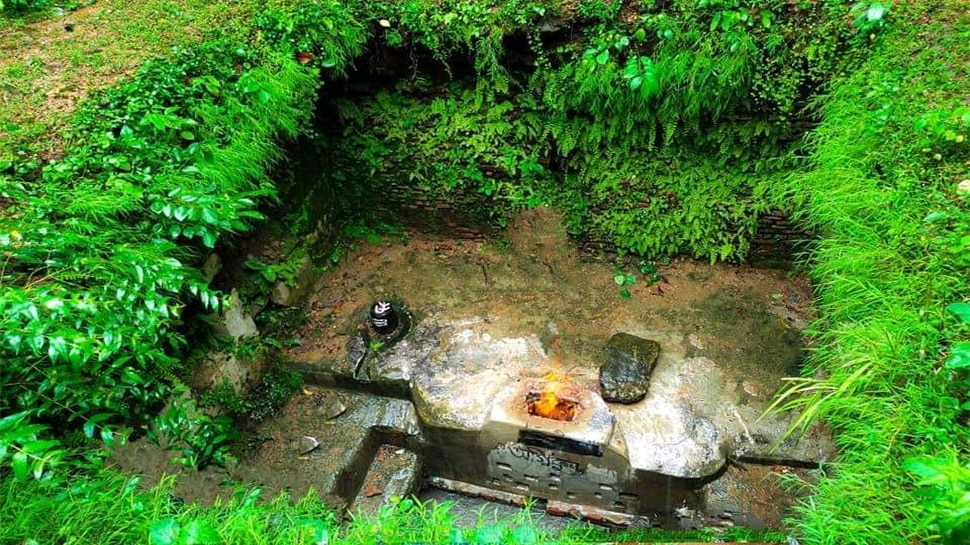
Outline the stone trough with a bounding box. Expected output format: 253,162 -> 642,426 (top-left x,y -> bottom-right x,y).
289,300 -> 835,527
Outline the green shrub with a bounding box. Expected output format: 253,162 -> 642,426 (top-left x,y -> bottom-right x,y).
0,42 -> 322,452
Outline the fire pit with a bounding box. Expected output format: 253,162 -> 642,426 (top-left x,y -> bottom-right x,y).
469,376 -> 641,517
526,380 -> 579,422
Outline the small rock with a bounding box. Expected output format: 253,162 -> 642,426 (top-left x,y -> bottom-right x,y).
217,289 -> 258,340
600,333 -> 660,404
293,435 -> 320,456
326,401 -> 346,420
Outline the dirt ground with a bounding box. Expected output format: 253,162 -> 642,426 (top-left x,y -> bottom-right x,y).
286,207 -> 812,387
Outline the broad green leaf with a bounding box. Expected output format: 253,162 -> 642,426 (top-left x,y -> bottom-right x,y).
614,274 -> 626,285
902,456 -> 942,479
620,288 -> 632,298
22,440 -> 59,455
946,302 -> 970,324
595,50 -> 609,65
945,342 -> 970,369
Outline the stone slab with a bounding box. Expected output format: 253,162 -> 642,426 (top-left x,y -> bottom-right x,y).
350,444 -> 422,517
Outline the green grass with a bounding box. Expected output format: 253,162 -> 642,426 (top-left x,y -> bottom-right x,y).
0,471 -> 791,545
0,0 -> 263,158
769,1 -> 970,542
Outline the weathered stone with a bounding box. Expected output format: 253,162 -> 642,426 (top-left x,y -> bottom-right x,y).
270,256 -> 315,307
324,400 -> 347,420
189,350 -> 266,393
349,445 -> 422,517
358,314 -> 431,395
291,435 -> 320,456
214,289 -> 258,340
600,333 -> 660,403
202,253 -> 221,283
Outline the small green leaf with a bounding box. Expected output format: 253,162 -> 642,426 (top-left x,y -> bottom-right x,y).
200,208 -> 219,225
619,288 -> 631,298
595,50 -> 610,65
614,274 -> 626,285
867,3 -> 888,21
12,452 -> 28,480
149,518 -> 180,545
201,229 -> 217,248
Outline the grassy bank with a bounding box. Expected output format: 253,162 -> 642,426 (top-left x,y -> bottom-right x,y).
0,0 -> 264,159
772,1 -> 970,542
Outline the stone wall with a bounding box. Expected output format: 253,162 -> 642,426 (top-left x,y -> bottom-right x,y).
374,182 -> 809,264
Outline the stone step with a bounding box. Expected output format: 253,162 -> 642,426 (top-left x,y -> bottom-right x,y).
349,444 -> 423,517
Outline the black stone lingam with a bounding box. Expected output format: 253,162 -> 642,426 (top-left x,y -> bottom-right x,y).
369,300 -> 399,335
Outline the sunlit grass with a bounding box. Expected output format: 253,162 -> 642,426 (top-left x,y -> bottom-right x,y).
0,0 -> 263,158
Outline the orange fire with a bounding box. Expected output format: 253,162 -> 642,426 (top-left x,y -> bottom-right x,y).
528,378 -> 578,421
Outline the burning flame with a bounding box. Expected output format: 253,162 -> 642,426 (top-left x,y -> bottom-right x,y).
528,374 -> 577,421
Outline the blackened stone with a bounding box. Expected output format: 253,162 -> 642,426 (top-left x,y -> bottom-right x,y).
600,333 -> 660,404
